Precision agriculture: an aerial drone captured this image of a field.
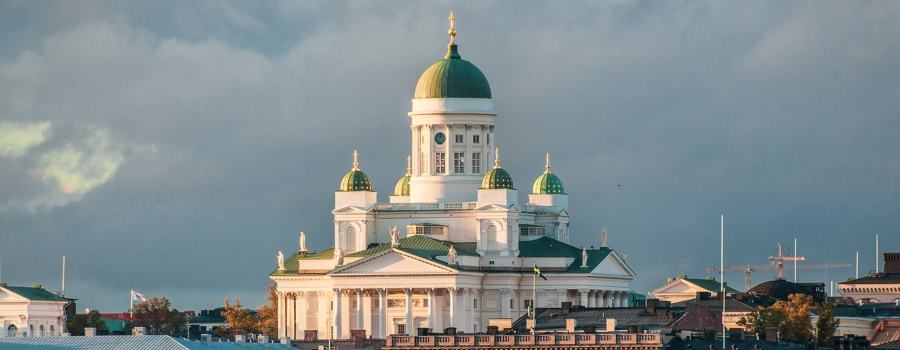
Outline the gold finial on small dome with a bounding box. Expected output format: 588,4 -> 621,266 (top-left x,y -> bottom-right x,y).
352,150 -> 359,171
406,155 -> 412,176
448,12 -> 457,45
494,147 -> 501,169
545,153 -> 551,174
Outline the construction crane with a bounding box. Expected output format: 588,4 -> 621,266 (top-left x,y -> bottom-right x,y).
707,243 -> 852,291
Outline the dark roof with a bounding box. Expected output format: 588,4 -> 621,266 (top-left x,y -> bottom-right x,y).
2,286 -> 74,302
876,339 -> 900,349
841,272 -> 900,285
682,278 -> 740,294
746,279 -> 824,303
512,307 -> 680,331
668,337 -> 797,350
671,298 -> 756,312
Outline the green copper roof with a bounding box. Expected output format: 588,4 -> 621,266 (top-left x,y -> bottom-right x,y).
532,172 -> 565,194
482,167 -> 514,189
3,286 -> 74,301
414,44 -> 491,99
339,170 -> 372,191
393,175 -> 410,196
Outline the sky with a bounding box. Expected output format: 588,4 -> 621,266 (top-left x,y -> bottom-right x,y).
1,1 -> 899,312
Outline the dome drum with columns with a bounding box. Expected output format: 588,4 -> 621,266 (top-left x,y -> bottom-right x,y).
271,14 -> 635,340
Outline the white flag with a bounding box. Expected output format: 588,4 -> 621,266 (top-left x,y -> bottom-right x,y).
131,290 -> 146,302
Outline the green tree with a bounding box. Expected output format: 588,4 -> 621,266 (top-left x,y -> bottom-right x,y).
737,293 -> 818,344
256,284 -> 278,336
133,296 -> 185,335
66,310 -> 108,336
815,301 -> 840,345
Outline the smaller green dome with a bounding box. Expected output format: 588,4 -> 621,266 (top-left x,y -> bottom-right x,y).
482,167 -> 514,189
339,150 -> 372,192
340,170 -> 372,192
532,154 -> 565,194
533,173 -> 565,194
394,175 -> 411,196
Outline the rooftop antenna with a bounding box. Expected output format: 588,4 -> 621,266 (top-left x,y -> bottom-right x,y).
856,251 -> 859,279
876,234 -> 879,273
794,238 -> 797,282
720,215 -> 725,350
679,256 -> 687,275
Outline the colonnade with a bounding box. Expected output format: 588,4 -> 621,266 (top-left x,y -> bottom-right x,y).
276,287 -> 629,340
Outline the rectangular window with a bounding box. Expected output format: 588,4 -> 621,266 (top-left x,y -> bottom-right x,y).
421,152 -> 428,174
471,152 -> 481,174
524,299 -> 533,310
455,134 -> 464,143
474,299 -> 478,309
398,325 -> 406,335
435,152 -> 446,173
510,299 -> 515,309
487,133 -> 490,145
453,152 -> 465,173
473,135 -> 480,144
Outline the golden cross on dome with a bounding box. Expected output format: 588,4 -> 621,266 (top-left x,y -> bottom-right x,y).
448,12 -> 457,45
494,147 -> 500,168
545,153 -> 551,173
352,150 -> 359,170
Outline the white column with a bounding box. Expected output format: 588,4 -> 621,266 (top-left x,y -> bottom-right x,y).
411,125 -> 419,176
296,292 -> 306,337
356,289 -> 364,330
470,289 -> 480,332
448,288 -> 458,328
603,291 -> 612,307
444,124 -> 452,175
579,289 -> 589,307
317,291 -> 328,336
378,288 -> 387,338
333,288 -> 342,339
404,288 -> 414,336
427,288 -> 436,331
363,291 -> 373,337
465,125 -> 473,175
277,292 -> 285,338
595,291 -> 602,307
461,289 -> 471,332
616,292 -> 625,307
435,290 -> 444,331
500,289 -> 511,318
286,293 -> 294,339
588,291 -> 596,308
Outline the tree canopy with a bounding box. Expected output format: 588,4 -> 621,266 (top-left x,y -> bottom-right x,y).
66,310 -> 107,336
737,293 -> 840,345
133,296 -> 185,335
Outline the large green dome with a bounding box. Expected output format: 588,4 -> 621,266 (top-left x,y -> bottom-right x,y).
340,170 -> 372,192
482,167 -> 514,189
414,44 -> 491,99
533,173 -> 565,194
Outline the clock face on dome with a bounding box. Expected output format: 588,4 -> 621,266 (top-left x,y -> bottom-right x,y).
434,132 -> 446,145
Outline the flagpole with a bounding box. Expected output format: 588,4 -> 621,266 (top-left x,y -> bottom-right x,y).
721,215 -> 725,350
130,289 -> 133,321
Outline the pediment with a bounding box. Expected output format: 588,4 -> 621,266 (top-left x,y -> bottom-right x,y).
331,206 -> 372,214
650,279 -> 705,296
328,249 -> 458,276
474,204 -> 520,212
590,252 -> 636,278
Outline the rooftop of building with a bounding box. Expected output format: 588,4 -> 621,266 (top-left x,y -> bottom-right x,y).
0,283 -> 75,302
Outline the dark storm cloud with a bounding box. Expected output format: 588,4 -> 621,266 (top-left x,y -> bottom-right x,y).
1,1 -> 898,311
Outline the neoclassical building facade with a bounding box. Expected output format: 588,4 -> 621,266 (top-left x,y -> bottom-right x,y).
270,14 -> 635,340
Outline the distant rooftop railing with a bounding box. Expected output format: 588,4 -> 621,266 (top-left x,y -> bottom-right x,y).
375,202 -> 478,211
384,333 -> 661,348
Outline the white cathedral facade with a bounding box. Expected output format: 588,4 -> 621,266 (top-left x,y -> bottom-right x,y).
270,14 -> 635,340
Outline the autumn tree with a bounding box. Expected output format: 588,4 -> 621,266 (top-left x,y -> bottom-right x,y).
133,296 -> 185,335
256,284 -> 278,336
67,310 -> 108,336
816,301 -> 840,345
220,298 -> 258,334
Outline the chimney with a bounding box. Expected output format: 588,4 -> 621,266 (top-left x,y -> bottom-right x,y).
261,335 -> 269,347
235,334 -> 246,347
202,334 -> 212,346
696,292 -> 710,301
281,336 -> 291,348
85,327 -> 96,337
133,327 -> 146,336
729,328 -> 744,341
646,299 -> 659,313
606,318 -> 617,332
885,253 -> 900,273
561,302 -> 572,314
566,319 -> 577,333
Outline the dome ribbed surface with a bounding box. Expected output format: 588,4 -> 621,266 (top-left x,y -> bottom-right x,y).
393,175 -> 411,196
532,172 -> 565,194
414,45 -> 491,99
482,167 -> 514,189
340,170 -> 372,192
747,279 -> 824,303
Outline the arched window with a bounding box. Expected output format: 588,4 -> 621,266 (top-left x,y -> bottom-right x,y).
29,325 -> 34,337
345,226 -> 357,252
39,325 -> 44,337
7,325 -> 16,338
486,225 -> 498,251
50,325 -> 55,336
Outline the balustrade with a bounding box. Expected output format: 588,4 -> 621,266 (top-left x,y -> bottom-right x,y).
384,332 -> 660,348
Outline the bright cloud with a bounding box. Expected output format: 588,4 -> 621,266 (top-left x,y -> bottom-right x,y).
36,127 -> 124,195
0,121 -> 51,157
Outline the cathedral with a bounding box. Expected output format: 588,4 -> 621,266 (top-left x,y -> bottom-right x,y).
270,14 -> 635,340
